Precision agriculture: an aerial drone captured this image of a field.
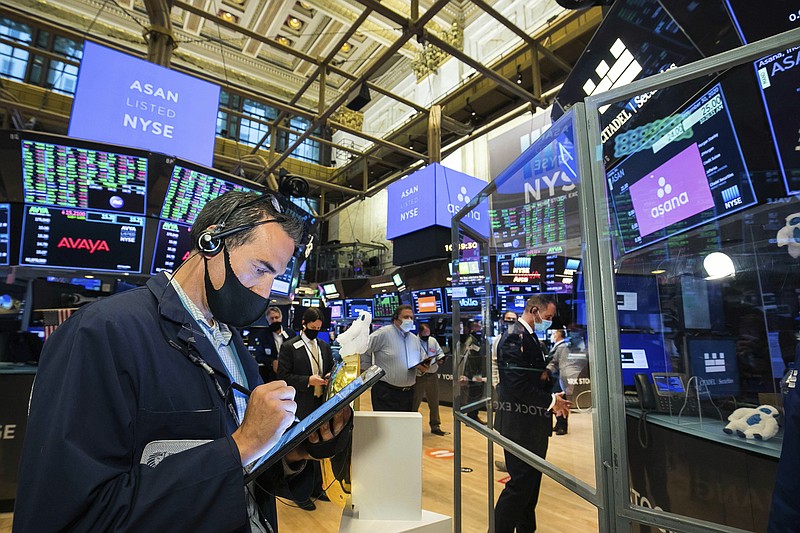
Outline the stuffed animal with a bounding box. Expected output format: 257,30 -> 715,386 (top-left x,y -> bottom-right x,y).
723,405 -> 780,441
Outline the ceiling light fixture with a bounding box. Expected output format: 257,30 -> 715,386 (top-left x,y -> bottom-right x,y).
299,1 -> 313,9
286,16 -> 303,30
340,42 -> 352,53
276,35 -> 291,46
466,97 -> 476,117
217,9 -> 238,23
516,65 -> 523,85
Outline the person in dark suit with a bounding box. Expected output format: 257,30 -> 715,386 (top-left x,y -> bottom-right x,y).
278,307 -> 334,510
494,294 -> 571,533
253,305 -> 292,383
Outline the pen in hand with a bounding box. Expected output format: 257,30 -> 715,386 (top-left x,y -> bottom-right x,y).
231,382 -> 301,423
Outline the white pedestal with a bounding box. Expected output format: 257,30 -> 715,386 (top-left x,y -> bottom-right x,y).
340,411 -> 452,532
350,411 -> 422,520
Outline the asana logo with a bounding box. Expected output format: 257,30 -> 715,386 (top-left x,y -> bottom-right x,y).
628,143 -> 714,238
57,237 -> 111,253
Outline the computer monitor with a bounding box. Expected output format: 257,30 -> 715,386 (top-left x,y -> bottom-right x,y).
345,298 -> 374,319
619,333 -> 671,387
411,288 -> 444,315
373,293 -> 400,318
687,337 -> 740,397
327,300 -> 344,320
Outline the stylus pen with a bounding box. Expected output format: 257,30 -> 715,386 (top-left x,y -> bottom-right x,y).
231,382 -> 301,423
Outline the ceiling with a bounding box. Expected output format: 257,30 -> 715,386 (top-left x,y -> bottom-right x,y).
0,0 -> 603,216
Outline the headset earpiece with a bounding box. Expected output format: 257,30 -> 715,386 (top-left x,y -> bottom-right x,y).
197,230 -> 223,256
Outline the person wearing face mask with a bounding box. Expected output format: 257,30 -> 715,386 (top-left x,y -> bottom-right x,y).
251,305 -> 292,383
361,304 -> 428,411
412,321 -> 448,436
278,307 -> 334,510
14,191 -> 352,533
494,294 -> 571,533
459,320 -> 487,424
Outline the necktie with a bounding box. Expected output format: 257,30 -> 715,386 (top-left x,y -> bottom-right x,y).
311,342 -> 323,398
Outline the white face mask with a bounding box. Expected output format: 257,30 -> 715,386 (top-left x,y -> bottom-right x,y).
400,318 -> 414,332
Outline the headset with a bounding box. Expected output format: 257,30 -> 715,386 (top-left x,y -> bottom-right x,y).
196,192 -> 315,259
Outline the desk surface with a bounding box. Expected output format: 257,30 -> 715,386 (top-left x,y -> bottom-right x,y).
0,363 -> 37,375
627,408 -> 782,459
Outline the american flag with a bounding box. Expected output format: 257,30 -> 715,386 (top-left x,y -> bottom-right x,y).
43,308 -> 76,340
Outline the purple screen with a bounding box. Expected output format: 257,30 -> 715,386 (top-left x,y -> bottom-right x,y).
386,167 -> 437,239
69,42 -> 220,166
628,143 -> 714,237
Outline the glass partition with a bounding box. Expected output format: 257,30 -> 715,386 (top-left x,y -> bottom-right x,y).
452,107 -> 604,532
584,27 -> 800,533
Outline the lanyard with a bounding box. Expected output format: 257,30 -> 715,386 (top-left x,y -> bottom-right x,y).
301,338 -> 322,375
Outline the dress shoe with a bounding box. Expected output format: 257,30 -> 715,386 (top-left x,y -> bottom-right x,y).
495,460 -> 507,472
555,427 -> 567,435
432,428 -> 450,436
297,499 -> 316,511
315,492 -> 331,502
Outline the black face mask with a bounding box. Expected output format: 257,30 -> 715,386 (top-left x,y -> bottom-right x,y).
269,321 -> 282,332
419,335 -> 430,342
503,319 -> 516,324
304,328 -> 319,340
204,246 -> 270,328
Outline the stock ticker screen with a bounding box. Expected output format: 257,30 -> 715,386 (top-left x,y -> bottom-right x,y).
160,163 -> 254,224
373,293 -> 400,318
607,83 -> 755,254
754,47 -> 800,194
21,139 -> 147,214
20,205 -> 145,272
150,220 -> 193,274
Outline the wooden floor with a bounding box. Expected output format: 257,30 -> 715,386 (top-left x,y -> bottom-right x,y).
0,401 -> 599,533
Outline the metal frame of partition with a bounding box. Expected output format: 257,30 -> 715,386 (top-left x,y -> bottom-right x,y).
452,26 -> 800,533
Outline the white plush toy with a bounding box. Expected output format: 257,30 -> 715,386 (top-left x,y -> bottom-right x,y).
723,405 -> 780,441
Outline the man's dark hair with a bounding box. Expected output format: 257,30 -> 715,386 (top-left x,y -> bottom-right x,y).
525,294 -> 557,314
190,191 -> 305,251
302,307 -> 322,324
392,304 -> 413,321
417,321 -> 431,333
502,310 -> 518,321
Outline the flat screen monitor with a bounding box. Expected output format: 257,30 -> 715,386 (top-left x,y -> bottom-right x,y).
46,276 -> 103,291
687,337 -> 740,397
316,331 -> 331,344
606,83 -> 755,254
392,273 -> 405,290
724,0 -> 799,43
754,48 -> 800,194
271,256 -> 298,299
619,333 -> 671,387
69,42 -> 219,167
411,288 -> 444,315
301,298 -> 311,308
328,300 -> 344,320
159,160 -> 255,225
0,203 -> 9,266
444,285 -> 487,314
616,274 -> 662,331
345,298 -> 374,319
321,282 -> 337,295
21,136 -> 148,214
373,293 -> 400,318
20,205 -> 145,272
496,284 -> 538,314
151,220 -> 193,274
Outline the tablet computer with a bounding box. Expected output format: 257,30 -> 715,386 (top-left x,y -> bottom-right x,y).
409,352 -> 447,369
244,364 -> 385,484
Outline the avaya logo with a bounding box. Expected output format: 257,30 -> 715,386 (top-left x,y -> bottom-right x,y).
57,237 -> 111,253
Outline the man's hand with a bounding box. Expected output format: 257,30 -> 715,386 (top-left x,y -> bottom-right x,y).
309,374 -> 328,387
285,407 -> 353,463
418,361 -> 431,373
232,380 -> 297,465
551,391 -> 571,418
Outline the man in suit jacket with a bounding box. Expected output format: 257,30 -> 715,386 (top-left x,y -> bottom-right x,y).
254,306 -> 292,383
278,307 -> 334,509
494,294 -> 571,533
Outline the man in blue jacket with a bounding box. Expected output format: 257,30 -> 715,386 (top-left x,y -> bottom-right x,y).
14,191 -> 349,532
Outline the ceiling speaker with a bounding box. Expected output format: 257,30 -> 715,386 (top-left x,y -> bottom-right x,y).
345,83 -> 371,111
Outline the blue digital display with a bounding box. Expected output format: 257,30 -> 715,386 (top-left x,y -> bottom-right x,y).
345,298 -> 374,319
687,337 -> 740,397
70,42 -> 220,166
619,333 -> 671,387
